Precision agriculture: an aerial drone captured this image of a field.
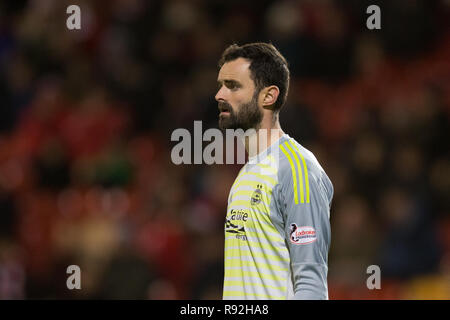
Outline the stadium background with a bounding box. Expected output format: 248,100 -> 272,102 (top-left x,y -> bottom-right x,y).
0,0 -> 449,299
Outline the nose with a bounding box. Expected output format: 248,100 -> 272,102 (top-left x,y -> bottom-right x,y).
215,85 -> 226,102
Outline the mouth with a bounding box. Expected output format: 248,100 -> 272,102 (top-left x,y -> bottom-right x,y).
218,103 -> 231,115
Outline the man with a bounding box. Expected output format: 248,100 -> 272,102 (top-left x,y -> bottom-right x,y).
216,43 -> 333,300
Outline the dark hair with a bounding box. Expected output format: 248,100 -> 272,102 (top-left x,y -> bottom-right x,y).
218,42 -> 290,112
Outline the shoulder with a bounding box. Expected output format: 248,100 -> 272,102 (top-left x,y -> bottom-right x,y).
276,137 -> 333,203
276,137 -> 321,182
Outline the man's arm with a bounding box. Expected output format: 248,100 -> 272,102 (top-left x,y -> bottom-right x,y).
278,165 -> 332,300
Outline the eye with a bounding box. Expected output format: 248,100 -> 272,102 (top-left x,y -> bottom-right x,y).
226,82 -> 239,90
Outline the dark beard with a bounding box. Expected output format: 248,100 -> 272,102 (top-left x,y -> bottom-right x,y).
218,92 -> 263,131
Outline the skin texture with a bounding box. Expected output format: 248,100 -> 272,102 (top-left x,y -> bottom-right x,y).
215,57 -> 285,157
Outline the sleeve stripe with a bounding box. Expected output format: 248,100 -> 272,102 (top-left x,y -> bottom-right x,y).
279,144 -> 299,204
285,141 -> 305,204
288,140 -> 310,204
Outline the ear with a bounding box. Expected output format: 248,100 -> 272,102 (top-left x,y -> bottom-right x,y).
260,85 -> 280,110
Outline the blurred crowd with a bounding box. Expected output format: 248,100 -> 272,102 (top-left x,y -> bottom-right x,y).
0,0 -> 449,299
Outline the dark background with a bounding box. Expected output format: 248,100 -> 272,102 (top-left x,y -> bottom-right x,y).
0,0 -> 449,299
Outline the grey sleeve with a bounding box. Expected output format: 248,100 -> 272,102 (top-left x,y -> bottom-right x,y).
277,169 -> 332,300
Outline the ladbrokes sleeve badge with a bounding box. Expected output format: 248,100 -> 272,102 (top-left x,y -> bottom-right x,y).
289,224 -> 317,245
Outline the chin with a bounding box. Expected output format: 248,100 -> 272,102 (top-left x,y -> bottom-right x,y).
219,120 -> 234,130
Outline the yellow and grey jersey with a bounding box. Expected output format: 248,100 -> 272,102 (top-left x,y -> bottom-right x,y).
223,134 -> 333,300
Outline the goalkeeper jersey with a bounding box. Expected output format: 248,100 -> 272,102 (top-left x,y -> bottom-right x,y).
223,134 -> 333,300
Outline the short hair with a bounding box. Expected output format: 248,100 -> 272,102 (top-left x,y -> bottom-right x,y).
218,42 -> 290,112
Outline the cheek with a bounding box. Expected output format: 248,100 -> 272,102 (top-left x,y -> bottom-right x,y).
232,91 -> 253,108
226,97 -> 241,111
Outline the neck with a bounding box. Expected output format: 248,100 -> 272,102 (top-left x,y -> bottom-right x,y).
243,116 -> 284,158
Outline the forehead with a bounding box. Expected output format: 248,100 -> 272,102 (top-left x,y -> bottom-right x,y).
218,57 -> 252,83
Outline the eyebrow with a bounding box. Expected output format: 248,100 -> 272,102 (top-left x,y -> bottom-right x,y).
217,79 -> 242,87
